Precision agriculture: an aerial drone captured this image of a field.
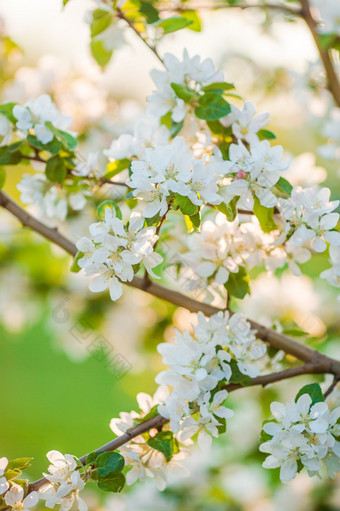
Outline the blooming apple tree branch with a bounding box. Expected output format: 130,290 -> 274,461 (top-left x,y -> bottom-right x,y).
0,1 -> 340,509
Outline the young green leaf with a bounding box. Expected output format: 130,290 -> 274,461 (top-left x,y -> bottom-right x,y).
70,251 -> 84,273
174,193 -> 199,216
104,159 -> 130,179
97,472 -> 125,492
170,82 -> 197,102
90,39 -> 113,68
95,452 -> 125,479
91,9 -> 112,37
257,129 -> 276,141
295,383 -> 324,406
253,196 -> 277,233
180,10 -> 202,32
45,155 -> 67,183
157,16 -> 193,34
202,82 -> 235,93
224,266 -> 250,299
147,430 -> 175,461
0,167 -> 6,189
195,93 -> 231,121
97,200 -> 122,220
0,102 -> 17,123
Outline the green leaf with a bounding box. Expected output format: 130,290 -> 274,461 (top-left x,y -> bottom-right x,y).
295,383 -> 324,406
0,167 -> 6,189
90,39 -> 113,68
45,155 -> 67,183
229,359 -> 252,385
170,82 -> 196,102
282,328 -> 309,337
7,141 -> 24,152
275,176 -> 293,197
70,251 -> 84,273
217,197 -> 239,221
253,196 -> 277,233
97,472 -> 125,492
0,102 -> 17,123
157,16 -> 193,34
140,1 -> 160,23
86,451 -> 105,465
7,458 -> 32,471
95,452 -> 125,479
134,405 -> 159,423
190,211 -> 200,228
224,266 -> 250,299
97,200 -> 122,220
58,130 -> 77,150
195,93 -> 231,121
207,120 -> 231,136
63,0 -> 71,5
202,82 -> 235,93
174,193 -> 198,216
180,10 -> 202,32
4,469 -> 21,480
27,134 -> 61,154
91,9 -> 112,37
216,416 -> 227,435
260,420 -> 273,443
257,129 -> 276,140
104,159 -> 130,179
147,430 -> 174,461
0,146 -> 22,165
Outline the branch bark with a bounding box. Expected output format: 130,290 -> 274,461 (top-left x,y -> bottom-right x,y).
29,362 -> 327,492
1,190 -> 339,374
300,0 -> 340,107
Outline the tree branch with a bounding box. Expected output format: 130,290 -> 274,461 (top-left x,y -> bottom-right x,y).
1,190 -> 339,372
300,0 -> 340,108
29,361 -> 328,492
159,2 -> 302,16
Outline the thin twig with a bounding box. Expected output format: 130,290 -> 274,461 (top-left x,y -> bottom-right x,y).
324,376 -> 340,399
158,2 -> 302,16
116,7 -> 163,63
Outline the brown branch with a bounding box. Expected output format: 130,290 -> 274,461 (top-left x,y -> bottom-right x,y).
324,376 -> 340,399
300,0 -> 340,108
1,190 -> 340,372
159,2 -> 302,16
29,361 -> 328,492
116,7 -> 163,63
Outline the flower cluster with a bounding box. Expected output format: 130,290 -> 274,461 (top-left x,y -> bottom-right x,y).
4,484 -> 39,511
17,173 -> 90,222
156,311 -> 266,441
146,49 -> 224,123
260,393 -> 340,483
278,186 -> 340,253
13,94 -> 73,144
220,100 -> 270,144
39,451 -> 87,511
76,207 -> 163,301
177,211 -> 311,298
128,136 -> 224,217
110,387 -> 188,491
222,139 -> 288,208
104,116 -> 170,161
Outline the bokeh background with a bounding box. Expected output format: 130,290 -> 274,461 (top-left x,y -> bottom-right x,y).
0,1 -> 340,509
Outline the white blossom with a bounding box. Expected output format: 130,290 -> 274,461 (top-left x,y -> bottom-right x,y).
260,394 -> 340,482
220,101 -> 269,143
4,484 -> 39,511
0,457 -> 9,495
13,94 -> 73,144
77,208 -> 163,301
